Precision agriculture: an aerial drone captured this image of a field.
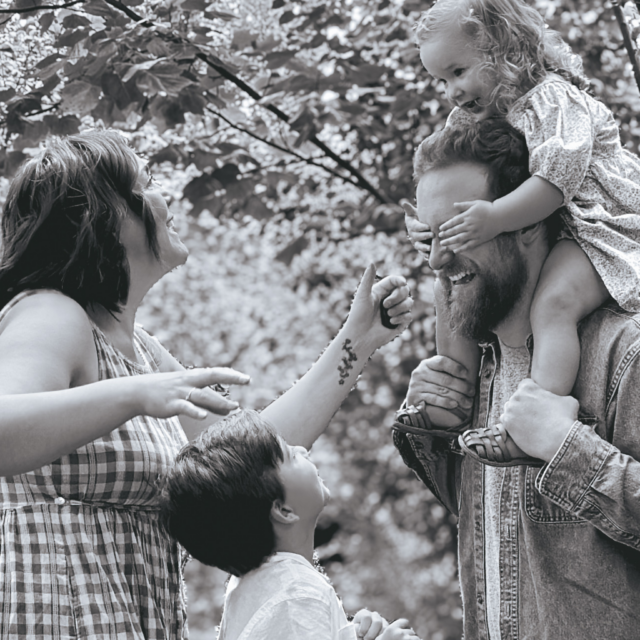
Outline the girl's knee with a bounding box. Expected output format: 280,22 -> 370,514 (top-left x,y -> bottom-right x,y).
531,283 -> 584,328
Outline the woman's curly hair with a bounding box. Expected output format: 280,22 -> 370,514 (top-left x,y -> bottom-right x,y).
415,0 -> 591,115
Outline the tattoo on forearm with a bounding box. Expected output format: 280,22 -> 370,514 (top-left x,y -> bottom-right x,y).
338,339 -> 358,385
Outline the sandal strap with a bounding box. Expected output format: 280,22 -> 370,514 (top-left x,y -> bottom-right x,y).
462,425 -> 510,463
392,403 -> 471,438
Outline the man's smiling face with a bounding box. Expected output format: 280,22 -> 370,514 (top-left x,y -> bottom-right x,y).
417,162 -> 527,340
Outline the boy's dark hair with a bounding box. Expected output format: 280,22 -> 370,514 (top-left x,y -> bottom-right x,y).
414,118 -> 562,240
160,410 -> 286,577
0,129 -> 160,313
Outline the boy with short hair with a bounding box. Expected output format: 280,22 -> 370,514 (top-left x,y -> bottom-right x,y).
161,409 -> 421,640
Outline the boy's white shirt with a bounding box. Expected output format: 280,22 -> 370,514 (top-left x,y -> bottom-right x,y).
218,551 -> 357,640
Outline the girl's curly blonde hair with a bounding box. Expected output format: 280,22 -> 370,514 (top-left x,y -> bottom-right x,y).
415,0 -> 590,115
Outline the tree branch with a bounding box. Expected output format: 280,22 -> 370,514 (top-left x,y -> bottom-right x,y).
0,0 -> 83,14
206,107 -> 362,189
613,1 -> 640,94
100,0 -> 390,204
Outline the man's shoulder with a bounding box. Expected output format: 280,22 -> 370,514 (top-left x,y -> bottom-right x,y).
576,304 -> 640,402
579,303 -> 640,353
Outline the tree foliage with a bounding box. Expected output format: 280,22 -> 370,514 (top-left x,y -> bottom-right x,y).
1,0 -> 640,638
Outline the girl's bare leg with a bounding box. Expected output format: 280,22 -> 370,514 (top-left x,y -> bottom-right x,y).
530,240 -> 609,396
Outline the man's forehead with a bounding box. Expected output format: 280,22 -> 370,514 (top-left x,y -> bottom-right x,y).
416,163 -> 491,229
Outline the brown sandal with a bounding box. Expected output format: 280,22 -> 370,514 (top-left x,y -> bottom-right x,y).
392,403 -> 471,439
459,424 -> 544,467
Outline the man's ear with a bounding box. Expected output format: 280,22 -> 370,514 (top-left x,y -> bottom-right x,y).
270,500 -> 300,525
519,221 -> 546,246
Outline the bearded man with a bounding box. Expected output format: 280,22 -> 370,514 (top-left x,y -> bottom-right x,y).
394,119 -> 640,640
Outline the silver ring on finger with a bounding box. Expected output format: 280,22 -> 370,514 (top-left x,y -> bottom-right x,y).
185,387 -> 197,402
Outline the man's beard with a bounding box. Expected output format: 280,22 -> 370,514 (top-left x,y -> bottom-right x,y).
439,235 -> 528,341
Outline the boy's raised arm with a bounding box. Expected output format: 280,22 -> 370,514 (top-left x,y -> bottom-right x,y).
261,265 -> 412,449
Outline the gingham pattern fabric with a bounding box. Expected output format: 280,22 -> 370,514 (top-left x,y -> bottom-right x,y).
0,290 -> 188,639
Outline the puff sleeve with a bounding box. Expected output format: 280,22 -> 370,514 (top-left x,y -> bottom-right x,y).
513,81 -> 594,204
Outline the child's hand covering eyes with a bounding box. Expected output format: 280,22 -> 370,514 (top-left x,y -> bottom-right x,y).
439,199 -> 503,252
402,201 -> 433,259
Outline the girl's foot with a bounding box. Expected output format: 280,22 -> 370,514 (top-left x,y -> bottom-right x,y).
393,402 -> 471,439
459,423 -> 544,467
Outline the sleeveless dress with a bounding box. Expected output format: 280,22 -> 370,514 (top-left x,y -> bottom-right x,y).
449,75 -> 640,312
0,290 -> 188,639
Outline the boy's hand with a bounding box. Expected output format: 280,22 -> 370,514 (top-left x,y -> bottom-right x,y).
402,200 -> 433,259
439,199 -> 502,253
346,265 -> 413,348
353,608 -> 388,640
378,618 -> 421,640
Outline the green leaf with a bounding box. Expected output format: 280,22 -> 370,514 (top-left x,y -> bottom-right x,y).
265,50 -> 297,69
191,150 -> 220,171
210,163 -> 239,186
243,195 -> 273,220
279,10 -> 296,24
139,64 -> 193,96
183,173 -> 218,202
122,58 -> 166,83
204,8 -> 237,20
43,114 -> 81,136
56,29 -> 88,49
215,142 -> 243,155
151,100 -> 186,127
39,11 -> 55,32
272,0 -> 285,7
150,144 -> 183,164
0,149 -> 27,178
59,81 -> 102,116
276,235 -> 308,265
82,0 -> 117,18
179,85 -> 206,114
0,88 -> 16,102
9,0 -> 38,9
181,0 -> 208,11
62,14 -> 91,29
231,29 -> 255,50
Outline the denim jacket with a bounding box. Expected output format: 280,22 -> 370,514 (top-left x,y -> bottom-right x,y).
394,305 -> 640,640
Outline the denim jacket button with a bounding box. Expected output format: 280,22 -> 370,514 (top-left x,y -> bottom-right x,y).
477,593 -> 484,605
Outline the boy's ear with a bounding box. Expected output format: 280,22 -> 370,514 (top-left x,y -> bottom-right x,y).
270,500 -> 300,525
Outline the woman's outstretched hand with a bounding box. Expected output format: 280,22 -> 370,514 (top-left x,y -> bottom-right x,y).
346,264 -> 413,348
134,367 -> 251,420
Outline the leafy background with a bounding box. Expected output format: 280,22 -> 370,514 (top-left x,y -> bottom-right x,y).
1,0 -> 640,637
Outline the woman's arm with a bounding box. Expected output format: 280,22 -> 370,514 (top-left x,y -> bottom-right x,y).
438,175 -> 564,253
262,265 -> 412,449
0,293 -> 246,476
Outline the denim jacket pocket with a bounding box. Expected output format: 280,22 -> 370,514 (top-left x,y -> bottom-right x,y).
524,413 -> 598,523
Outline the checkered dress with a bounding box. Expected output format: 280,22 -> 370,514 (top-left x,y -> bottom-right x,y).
0,291 -> 188,639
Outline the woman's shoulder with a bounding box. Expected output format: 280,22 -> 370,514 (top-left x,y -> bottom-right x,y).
1,289 -> 89,326
0,290 -> 98,388
0,290 -> 94,355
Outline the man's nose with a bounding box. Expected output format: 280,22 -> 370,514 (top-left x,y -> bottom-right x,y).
429,237 -> 455,271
